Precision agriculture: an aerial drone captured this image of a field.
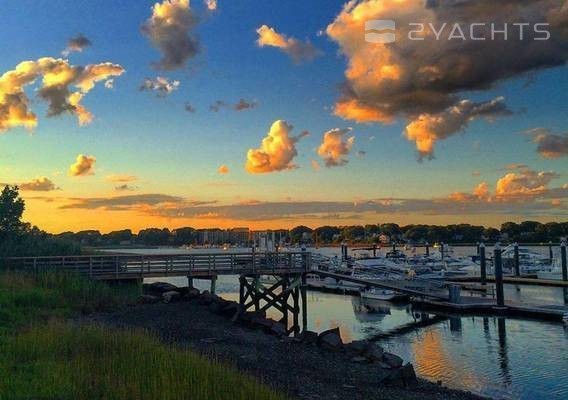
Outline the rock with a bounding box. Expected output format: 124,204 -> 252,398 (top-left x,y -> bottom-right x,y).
344,340 -> 369,355
351,356 -> 369,363
182,287 -> 201,301
197,291 -> 217,305
362,343 -> 384,362
382,352 -> 404,369
137,294 -> 159,304
146,282 -> 179,294
270,322 -> 288,336
252,316 -> 275,331
384,363 -> 417,387
298,330 -> 319,345
317,327 -> 343,350
219,302 -> 240,318
162,291 -> 181,304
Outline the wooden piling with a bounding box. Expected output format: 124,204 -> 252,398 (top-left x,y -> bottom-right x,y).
561,241 -> 567,282
514,242 -> 520,277
480,243 -> 487,285
494,244 -> 505,307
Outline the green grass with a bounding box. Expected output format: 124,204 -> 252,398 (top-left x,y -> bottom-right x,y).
0,271 -> 285,400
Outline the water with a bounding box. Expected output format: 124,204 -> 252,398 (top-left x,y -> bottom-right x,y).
111,246 -> 568,399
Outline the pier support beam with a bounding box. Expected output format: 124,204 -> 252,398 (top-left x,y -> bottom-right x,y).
238,273 -> 307,336
480,243 -> 487,285
513,243 -> 520,277
561,241 -> 567,282
494,244 -> 505,307
210,276 -> 217,294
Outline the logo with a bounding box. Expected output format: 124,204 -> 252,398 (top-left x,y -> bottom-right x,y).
365,20 -> 396,44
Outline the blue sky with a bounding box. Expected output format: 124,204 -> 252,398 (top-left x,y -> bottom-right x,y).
0,0 -> 566,232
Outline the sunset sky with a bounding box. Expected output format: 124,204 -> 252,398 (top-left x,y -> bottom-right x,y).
1,0 -> 567,233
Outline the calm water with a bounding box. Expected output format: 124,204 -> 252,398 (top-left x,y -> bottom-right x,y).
114,247 -> 568,399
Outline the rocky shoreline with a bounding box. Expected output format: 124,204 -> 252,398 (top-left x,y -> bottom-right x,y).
82,282 -> 487,400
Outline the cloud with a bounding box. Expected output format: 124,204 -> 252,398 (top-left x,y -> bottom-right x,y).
495,168 -> 559,198
245,120 -> 308,174
234,99 -> 257,111
69,154 -> 96,176
326,0 -> 567,157
218,164 -> 229,174
209,100 -> 227,112
142,0 -> 199,70
104,79 -> 114,89
205,0 -> 217,11
114,184 -> 137,192
62,34 -> 92,56
210,99 -> 257,112
311,160 -> 321,171
317,128 -> 355,167
60,193 -> 186,211
20,177 -> 59,191
256,25 -> 321,64
185,103 -> 196,113
0,57 -> 124,132
106,174 -> 137,183
526,128 -> 568,159
404,97 -> 512,160
139,76 -> 180,96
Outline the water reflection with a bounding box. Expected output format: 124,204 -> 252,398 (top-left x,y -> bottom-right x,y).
497,318 -> 512,386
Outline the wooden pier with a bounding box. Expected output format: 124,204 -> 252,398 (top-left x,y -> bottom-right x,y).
3,251 -> 311,336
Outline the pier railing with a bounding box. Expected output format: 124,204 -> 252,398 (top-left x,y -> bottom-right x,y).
2,252 -> 311,280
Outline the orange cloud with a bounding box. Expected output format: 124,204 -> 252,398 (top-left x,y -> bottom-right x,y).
20,177 -> 59,191
317,128 -> 355,167
245,120 -> 308,174
218,164 -> 230,174
69,154 -> 96,177
106,174 -> 137,183
0,57 -> 124,132
256,25 -> 321,63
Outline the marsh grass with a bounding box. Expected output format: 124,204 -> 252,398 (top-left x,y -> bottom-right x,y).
0,323 -> 285,400
0,270 -> 285,400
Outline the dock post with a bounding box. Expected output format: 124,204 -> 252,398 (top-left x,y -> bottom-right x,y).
301,273 -> 308,332
561,240 -> 567,282
476,242 -> 480,255
372,244 -> 377,258
187,276 -> 193,288
425,242 -> 430,257
441,242 -> 445,260
513,242 -> 520,277
549,241 -> 554,263
448,284 -> 461,304
210,276 -> 217,294
494,243 -> 505,307
480,243 -> 487,285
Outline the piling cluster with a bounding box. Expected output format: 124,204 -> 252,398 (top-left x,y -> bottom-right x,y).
138,281 -> 418,388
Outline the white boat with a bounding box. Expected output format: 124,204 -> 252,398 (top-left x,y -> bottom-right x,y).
360,288 -> 407,301
501,245 -> 552,274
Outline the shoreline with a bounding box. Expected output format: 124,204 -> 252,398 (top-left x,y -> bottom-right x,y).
80,283 -> 487,400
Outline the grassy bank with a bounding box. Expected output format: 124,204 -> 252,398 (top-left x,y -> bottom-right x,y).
0,271 -> 285,400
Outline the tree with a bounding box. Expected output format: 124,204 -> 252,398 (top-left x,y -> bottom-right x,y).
171,227 -> 195,245
290,226 -> 313,244
0,186 -> 25,236
314,226 -> 340,243
138,228 -> 171,245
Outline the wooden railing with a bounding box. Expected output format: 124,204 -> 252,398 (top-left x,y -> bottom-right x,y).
2,252 -> 312,280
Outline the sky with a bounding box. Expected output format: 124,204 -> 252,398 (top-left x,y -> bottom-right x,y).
0,0 -> 567,233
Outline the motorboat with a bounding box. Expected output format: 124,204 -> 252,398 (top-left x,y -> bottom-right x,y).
501,245 -> 552,274
360,288 -> 408,302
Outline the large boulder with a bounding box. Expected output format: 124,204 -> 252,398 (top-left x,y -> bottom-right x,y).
269,322 -> 288,336
183,287 -> 201,301
317,327 -> 343,350
162,291 -> 181,304
298,330 -> 319,345
197,291 -> 218,305
384,363 -> 417,387
137,294 -> 159,304
382,352 -> 404,369
344,340 -> 369,355
145,282 -> 179,294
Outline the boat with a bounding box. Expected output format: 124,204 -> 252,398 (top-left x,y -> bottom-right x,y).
501,245 -> 552,274
360,288 -> 408,302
